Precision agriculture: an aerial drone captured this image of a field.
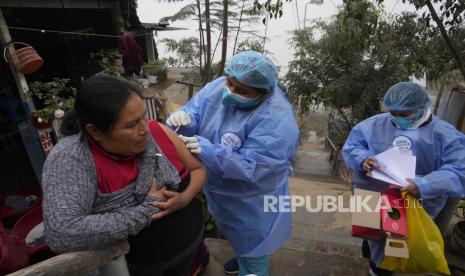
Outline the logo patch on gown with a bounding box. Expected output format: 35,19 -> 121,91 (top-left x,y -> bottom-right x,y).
221,132 -> 242,150
392,135 -> 412,150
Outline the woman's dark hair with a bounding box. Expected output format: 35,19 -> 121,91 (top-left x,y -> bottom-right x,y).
61,74 -> 144,137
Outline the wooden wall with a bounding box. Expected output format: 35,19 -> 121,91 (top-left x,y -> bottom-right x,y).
0,0 -> 116,9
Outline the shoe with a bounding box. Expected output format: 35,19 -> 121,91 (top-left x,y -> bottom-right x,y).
223,257 -> 239,274
368,261 -> 392,276
368,265 -> 378,276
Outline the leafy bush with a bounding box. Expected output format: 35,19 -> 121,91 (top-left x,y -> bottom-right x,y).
142,60 -> 168,83
28,78 -> 76,122
89,49 -> 123,76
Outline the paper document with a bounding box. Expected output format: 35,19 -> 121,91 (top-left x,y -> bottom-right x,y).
370,148 -> 416,187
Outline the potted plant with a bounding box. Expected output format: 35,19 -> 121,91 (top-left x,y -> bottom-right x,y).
28,78 -> 76,122
142,59 -> 168,83
28,78 -> 76,147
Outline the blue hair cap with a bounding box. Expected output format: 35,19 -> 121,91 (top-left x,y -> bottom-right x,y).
383,82 -> 432,111
224,51 -> 278,91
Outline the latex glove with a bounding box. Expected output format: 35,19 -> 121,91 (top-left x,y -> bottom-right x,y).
179,135 -> 202,155
166,111 -> 192,127
152,190 -> 191,220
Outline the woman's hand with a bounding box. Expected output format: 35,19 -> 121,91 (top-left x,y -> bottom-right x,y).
148,178 -> 167,201
362,157 -> 377,177
152,191 -> 192,220
400,178 -> 420,198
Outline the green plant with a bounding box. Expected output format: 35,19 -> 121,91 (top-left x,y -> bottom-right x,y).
142,60 -> 168,83
160,0 -> 264,84
28,78 -> 76,122
197,192 -> 216,233
89,49 -> 123,76
459,200 -> 465,209
285,1 -> 437,127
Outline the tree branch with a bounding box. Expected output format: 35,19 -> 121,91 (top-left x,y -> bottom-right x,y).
205,0 -> 212,83
426,0 -> 465,80
196,0 -> 205,84
336,106 -> 353,129
219,0 -> 229,75
233,0 -> 246,55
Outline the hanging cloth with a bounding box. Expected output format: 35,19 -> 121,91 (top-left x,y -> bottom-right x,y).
118,32 -> 142,75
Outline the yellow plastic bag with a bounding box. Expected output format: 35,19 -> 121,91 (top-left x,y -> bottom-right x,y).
379,194 -> 450,274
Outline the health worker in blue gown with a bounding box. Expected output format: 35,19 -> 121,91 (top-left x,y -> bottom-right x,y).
342,82 -> 465,276
166,51 -> 299,276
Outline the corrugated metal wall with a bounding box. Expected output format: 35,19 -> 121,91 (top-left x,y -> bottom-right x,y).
436,83 -> 465,133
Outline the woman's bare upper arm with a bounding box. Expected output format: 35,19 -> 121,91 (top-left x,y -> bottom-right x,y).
159,123 -> 204,171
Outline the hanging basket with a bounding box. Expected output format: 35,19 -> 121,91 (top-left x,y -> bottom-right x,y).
3,42 -> 44,74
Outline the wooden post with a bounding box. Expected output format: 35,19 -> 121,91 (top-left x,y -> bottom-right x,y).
8,241 -> 129,276
145,32 -> 156,63
0,9 -> 35,112
188,84 -> 194,101
0,8 -> 46,182
176,80 -> 202,102
111,1 -> 124,34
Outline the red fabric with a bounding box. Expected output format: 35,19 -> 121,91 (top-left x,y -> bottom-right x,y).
149,120 -> 189,180
88,138 -> 138,194
0,223 -> 29,274
118,32 -> 142,75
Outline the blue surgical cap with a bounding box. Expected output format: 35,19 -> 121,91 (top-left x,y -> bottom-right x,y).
224,51 -> 278,91
383,82 -> 432,111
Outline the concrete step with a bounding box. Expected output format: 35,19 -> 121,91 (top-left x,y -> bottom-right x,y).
293,173 -> 348,185
296,148 -> 331,159
202,177 -> 368,275
203,238 -> 367,276
289,179 -> 362,258
293,150 -> 333,177
289,219 -> 361,258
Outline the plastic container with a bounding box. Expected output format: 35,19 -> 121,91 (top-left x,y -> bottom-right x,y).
12,204 -> 48,255
0,223 -> 29,274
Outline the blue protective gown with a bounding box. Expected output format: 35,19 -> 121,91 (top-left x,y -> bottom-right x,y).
177,76 -> 299,257
342,113 -> 465,265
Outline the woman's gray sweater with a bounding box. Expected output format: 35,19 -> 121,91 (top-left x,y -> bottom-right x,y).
41,134 -> 180,253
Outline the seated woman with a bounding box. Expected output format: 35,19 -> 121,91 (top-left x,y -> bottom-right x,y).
42,74 -> 205,275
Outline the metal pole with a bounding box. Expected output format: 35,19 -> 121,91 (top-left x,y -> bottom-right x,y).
304,1 -> 311,28
304,0 -> 324,28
